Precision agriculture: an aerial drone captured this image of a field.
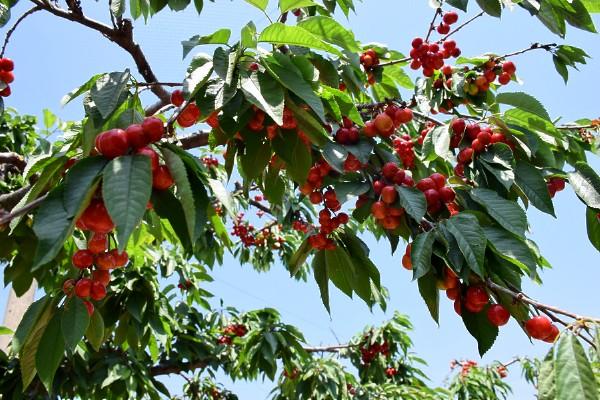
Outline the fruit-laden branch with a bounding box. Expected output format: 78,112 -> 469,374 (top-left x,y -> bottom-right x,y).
0,5 -> 42,58
28,0 -> 170,104
0,151 -> 27,171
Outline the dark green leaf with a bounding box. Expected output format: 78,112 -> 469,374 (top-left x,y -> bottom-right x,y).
515,160 -> 555,216
12,296 -> 52,354
496,92 -> 551,121
443,214 -> 486,277
476,0 -> 501,17
418,271 -> 439,323
182,29 -> 231,58
411,230 -> 435,280
538,349 -> 556,400
163,148 -> 197,240
90,70 -> 131,119
470,188 -> 528,238
36,314 -> 65,393
85,310 -> 105,351
272,131 -> 312,184
241,71 -> 285,125
462,304 -> 498,356
396,186 -> 427,222
312,251 -> 330,313
61,298 -> 91,352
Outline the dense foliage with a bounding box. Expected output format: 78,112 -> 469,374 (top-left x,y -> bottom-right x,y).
0,0 -> 599,398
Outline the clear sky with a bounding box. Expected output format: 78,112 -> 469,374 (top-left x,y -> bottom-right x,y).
1,1 -> 599,399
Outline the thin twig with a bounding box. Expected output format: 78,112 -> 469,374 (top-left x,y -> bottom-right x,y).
494,42 -> 557,61
425,7 -> 443,43
0,193 -> 47,227
0,6 -> 42,58
439,11 -> 485,42
136,82 -> 183,88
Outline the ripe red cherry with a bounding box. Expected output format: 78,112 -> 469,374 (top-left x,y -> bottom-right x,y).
381,186 -> 398,204
110,249 -> 129,267
424,189 -> 440,207
90,281 -> 107,301
338,213 -> 350,224
543,325 -> 560,343
451,118 -> 466,134
502,61 -> 516,75
309,191 -> 323,204
471,139 -> 485,153
88,233 -> 108,254
394,108 -> 414,124
153,165 -> 174,190
458,147 -> 474,164
416,178 -> 436,192
142,117 -> 164,143
382,162 -> 399,180
0,86 -> 11,97
63,279 -> 76,296
465,124 -> 481,141
0,58 -> 14,71
0,70 -> 14,84
72,249 -> 94,269
437,23 -> 450,34
477,131 -> 492,146
374,113 -> 394,136
177,104 -> 201,128
80,199 -> 114,234
75,278 -> 92,298
454,299 -> 462,315
135,146 -> 160,171
487,304 -> 510,326
525,316 -> 553,340
373,180 -> 385,195
95,129 -> 129,159
465,286 -> 488,309
96,251 -> 116,270
83,301 -> 95,316
125,124 -> 149,149
430,173 -> 446,189
443,11 -> 458,25
498,72 -> 511,85
439,186 -> 456,203
371,201 -> 387,220
170,89 -> 184,107
363,120 -> 378,137
446,287 -> 460,300
491,132 -> 506,144
92,270 -> 110,286
411,37 -> 423,48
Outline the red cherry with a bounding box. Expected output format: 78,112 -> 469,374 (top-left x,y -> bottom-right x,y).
411,37 -> 424,49
363,120 -> 378,137
0,85 -> 11,97
491,132 -> 506,144
458,147 -> 474,164
90,281 -> 107,301
374,113 -> 394,136
543,325 -> 560,343
0,70 -> 14,84
88,233 -> 108,255
446,287 -> 460,300
142,117 -> 164,143
437,23 -> 450,35
74,278 -> 92,298
502,61 -> 516,75
424,189 -> 440,207
135,147 -> 160,171
454,299 -> 462,315
465,286 -> 488,308
381,186 -> 398,204
83,300 -> 95,316
371,201 -> 387,220
471,139 -> 485,153
487,304 -> 510,326
464,300 -> 486,313
95,129 -> 129,159
72,249 -> 94,269
125,124 -> 149,149
373,180 -> 385,195
430,173 -> 446,189
63,279 -> 76,296
382,162 -> 400,180
498,72 -> 511,85
439,186 -> 456,203
110,249 -> 129,268
170,89 -> 184,107
450,119 -> 466,135
338,213 -> 349,224
92,270 -> 110,286
394,108 -> 414,124
465,124 -> 481,141
443,11 -> 458,25
0,58 -> 14,71
477,131 -> 492,146
309,191 -> 323,204
525,316 -> 553,340
153,165 -> 174,190
416,178 -> 436,192
80,200 -> 114,234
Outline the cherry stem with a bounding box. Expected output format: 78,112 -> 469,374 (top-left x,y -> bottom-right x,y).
424,7 -> 443,43
439,11 -> 485,42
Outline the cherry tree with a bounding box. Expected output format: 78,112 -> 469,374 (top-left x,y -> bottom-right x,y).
0,0 -> 599,398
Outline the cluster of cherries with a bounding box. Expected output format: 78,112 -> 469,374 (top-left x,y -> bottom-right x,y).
436,10 -> 459,35
450,119 -> 512,177
231,213 -> 284,249
524,315 -> 559,343
415,173 -> 456,214
217,323 -> 248,345
291,219 -> 310,234
450,359 -> 479,378
547,177 -> 566,198
448,285 -> 511,328
409,37 -> 461,78
170,89 -> 201,128
0,57 -> 14,97
359,336 -> 390,365
464,60 -> 517,96
370,162 -> 414,230
334,117 -> 361,145
308,189 -> 350,251
392,135 -> 416,169
94,117 -> 174,191
201,155 -> 219,168
359,48 -> 380,72
63,198 -> 128,316
363,105 -> 414,138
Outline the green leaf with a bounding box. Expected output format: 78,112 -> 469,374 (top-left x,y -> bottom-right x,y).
111,0 -> 126,17
289,239 -> 312,276
263,53 -> 326,122
418,271 -> 439,324
241,21 -> 258,48
515,160 -> 555,216
272,131 -> 312,184
443,214 -> 486,277
182,29 -> 231,58
62,156 -> 107,217
538,349 -> 556,400
411,230 -> 435,280
446,0 -> 468,11
476,0 -> 502,17
0,3 -> 10,28
12,296 -> 52,354
279,0 -> 317,13
325,246 -> 355,298
61,73 -> 104,106
320,86 -> 363,126
36,314 -> 65,393
462,304 -> 498,356
429,125 -> 451,159
312,251 -> 330,313
32,187 -> 74,269
163,148 -> 197,240
585,207 -> 600,252
184,60 -> 214,98
484,226 -> 537,273
193,0 -> 203,13
243,0 -> 268,11
102,155 -> 152,251
90,70 -> 131,119
496,92 -> 552,121
61,298 -> 91,352
569,162 -> 600,209
555,333 -> 598,400
581,0 -> 600,12
86,311 -> 105,351
396,186 -> 427,222
241,71 -> 285,125
259,23 -> 343,57
296,16 -> 360,52
470,188 -> 528,238
239,133 -> 272,180
207,178 -> 235,217
0,326 -> 12,335
285,96 -> 329,145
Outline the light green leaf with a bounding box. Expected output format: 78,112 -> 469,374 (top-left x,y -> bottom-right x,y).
163,149 -> 197,241
555,333 -> 598,400
207,178 -> 235,217
90,70 -> 131,119
111,0 -> 126,17
102,155 -> 152,251
297,16 -> 360,52
241,71 -> 285,125
85,311 -> 105,352
569,162 -> 600,209
182,29 -> 231,58
243,0 -> 268,11
538,349 -> 556,400
279,0 -> 317,13
259,23 -> 343,57
497,92 -> 551,121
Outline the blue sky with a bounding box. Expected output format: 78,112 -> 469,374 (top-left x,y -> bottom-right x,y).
1,1 -> 599,398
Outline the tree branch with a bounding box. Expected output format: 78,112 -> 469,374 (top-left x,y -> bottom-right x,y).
29,0 -> 170,104
0,5 -> 42,58
494,42 -> 558,61
439,11 -> 485,42
0,189 -> 45,226
0,152 -> 27,171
